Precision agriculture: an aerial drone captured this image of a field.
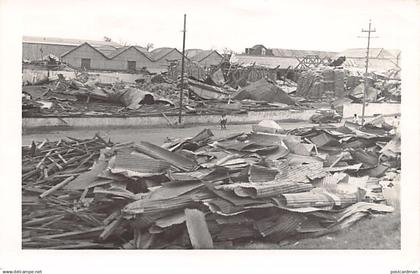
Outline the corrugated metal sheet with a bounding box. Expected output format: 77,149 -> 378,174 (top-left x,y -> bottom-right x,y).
276,162 -> 325,183
233,182 -> 314,198
255,211 -> 306,237
149,181 -> 203,200
110,152 -> 170,177
123,190 -> 213,215
248,164 -> 279,183
134,141 -> 197,171
324,163 -> 362,172
271,48 -> 337,58
279,191 -> 358,208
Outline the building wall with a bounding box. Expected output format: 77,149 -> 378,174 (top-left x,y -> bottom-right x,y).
61,44 -> 110,70
198,52 -> 223,67
22,43 -> 75,61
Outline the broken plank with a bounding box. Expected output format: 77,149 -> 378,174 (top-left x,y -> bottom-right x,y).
38,226 -> 104,239
39,176 -> 75,198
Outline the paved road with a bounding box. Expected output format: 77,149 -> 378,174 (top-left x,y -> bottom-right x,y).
22,122 -> 315,146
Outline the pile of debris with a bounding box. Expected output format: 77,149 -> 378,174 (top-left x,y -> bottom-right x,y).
296,66 -> 345,99
22,122 -> 400,249
296,66 -> 401,103
233,78 -> 296,106
22,71 -> 305,118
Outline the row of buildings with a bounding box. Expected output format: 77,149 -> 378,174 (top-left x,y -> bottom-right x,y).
22,36 -> 225,73
23,36 -> 401,74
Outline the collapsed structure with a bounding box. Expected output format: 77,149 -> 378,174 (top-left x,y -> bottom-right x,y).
22,119 -> 400,249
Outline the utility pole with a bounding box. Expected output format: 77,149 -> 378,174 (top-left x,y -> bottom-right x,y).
179,14 -> 187,124
360,19 -> 376,125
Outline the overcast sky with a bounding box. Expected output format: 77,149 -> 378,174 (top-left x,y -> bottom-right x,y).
16,0 -> 420,53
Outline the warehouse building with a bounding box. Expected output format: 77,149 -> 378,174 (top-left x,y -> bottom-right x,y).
61,43 -> 154,72
60,43 -> 187,73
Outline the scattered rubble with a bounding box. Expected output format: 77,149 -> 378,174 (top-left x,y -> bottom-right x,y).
233,78 -> 296,105
22,121 -> 400,249
296,66 -> 401,103
22,72 -> 306,118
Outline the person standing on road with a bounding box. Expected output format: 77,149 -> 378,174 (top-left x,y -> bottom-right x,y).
352,114 -> 360,125
391,115 -> 400,135
220,113 -> 227,130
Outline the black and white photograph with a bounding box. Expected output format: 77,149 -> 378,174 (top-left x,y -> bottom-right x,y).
0,0 -> 419,273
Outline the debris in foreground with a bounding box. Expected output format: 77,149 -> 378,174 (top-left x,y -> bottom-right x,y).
22,123 -> 400,249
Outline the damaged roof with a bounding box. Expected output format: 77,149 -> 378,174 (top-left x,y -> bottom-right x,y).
230,54 -> 299,69
271,48 -> 337,58
337,48 -> 401,59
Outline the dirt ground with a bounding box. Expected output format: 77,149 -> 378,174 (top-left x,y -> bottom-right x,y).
21,122 -> 400,249
22,122 -> 314,146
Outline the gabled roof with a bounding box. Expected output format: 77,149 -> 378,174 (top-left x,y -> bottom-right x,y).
105,46 -> 129,58
134,46 -> 153,59
188,50 -> 222,62
150,47 -> 179,61
61,42 -> 110,59
61,43 -> 155,61
23,35 -> 122,48
94,45 -> 119,56
271,48 -> 337,58
106,46 -> 153,60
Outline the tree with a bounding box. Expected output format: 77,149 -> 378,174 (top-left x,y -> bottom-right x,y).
103,36 -> 112,42
146,43 -> 154,51
222,47 -> 234,55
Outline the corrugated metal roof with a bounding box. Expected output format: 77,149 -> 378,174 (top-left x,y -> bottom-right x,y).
106,46 -> 130,58
151,47 -> 177,61
337,48 -> 401,59
105,46 -> 153,60
185,49 -> 223,63
61,42 -> 110,59
342,58 -> 400,72
23,35 -> 122,48
185,49 -> 204,58
230,54 -> 299,69
271,48 -> 337,58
